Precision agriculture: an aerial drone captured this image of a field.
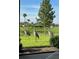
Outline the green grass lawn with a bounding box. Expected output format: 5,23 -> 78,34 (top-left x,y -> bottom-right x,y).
20,34 -> 50,47
20,26 -> 59,47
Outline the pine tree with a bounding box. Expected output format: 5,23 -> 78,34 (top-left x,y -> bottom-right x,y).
38,0 -> 55,27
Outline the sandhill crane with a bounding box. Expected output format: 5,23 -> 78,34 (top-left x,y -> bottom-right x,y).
24,30 -> 31,36
24,30 -> 31,40
48,31 -> 54,38
34,31 -> 39,38
48,30 -> 54,47
34,31 -> 39,39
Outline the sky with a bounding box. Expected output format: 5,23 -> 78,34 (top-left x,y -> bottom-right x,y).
20,0 -> 59,24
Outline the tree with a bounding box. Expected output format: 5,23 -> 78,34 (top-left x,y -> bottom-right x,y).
23,13 -> 27,18
27,19 -> 30,24
23,13 -> 27,26
23,13 -> 28,35
38,0 -> 55,27
23,13 -> 27,22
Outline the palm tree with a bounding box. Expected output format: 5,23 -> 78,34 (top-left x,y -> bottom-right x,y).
27,19 -> 30,25
23,14 -> 31,37
23,13 -> 27,18
23,13 -> 27,25
27,19 -> 30,22
23,13 -> 27,24
23,13 -> 27,35
26,19 -> 31,38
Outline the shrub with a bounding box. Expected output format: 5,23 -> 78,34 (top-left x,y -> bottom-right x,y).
50,35 -> 59,48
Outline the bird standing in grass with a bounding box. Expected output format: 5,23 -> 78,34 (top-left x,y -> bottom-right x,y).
24,30 -> 31,40
34,31 -> 39,41
24,30 -> 31,36
48,31 -> 54,38
34,31 -> 39,38
48,30 -> 54,47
